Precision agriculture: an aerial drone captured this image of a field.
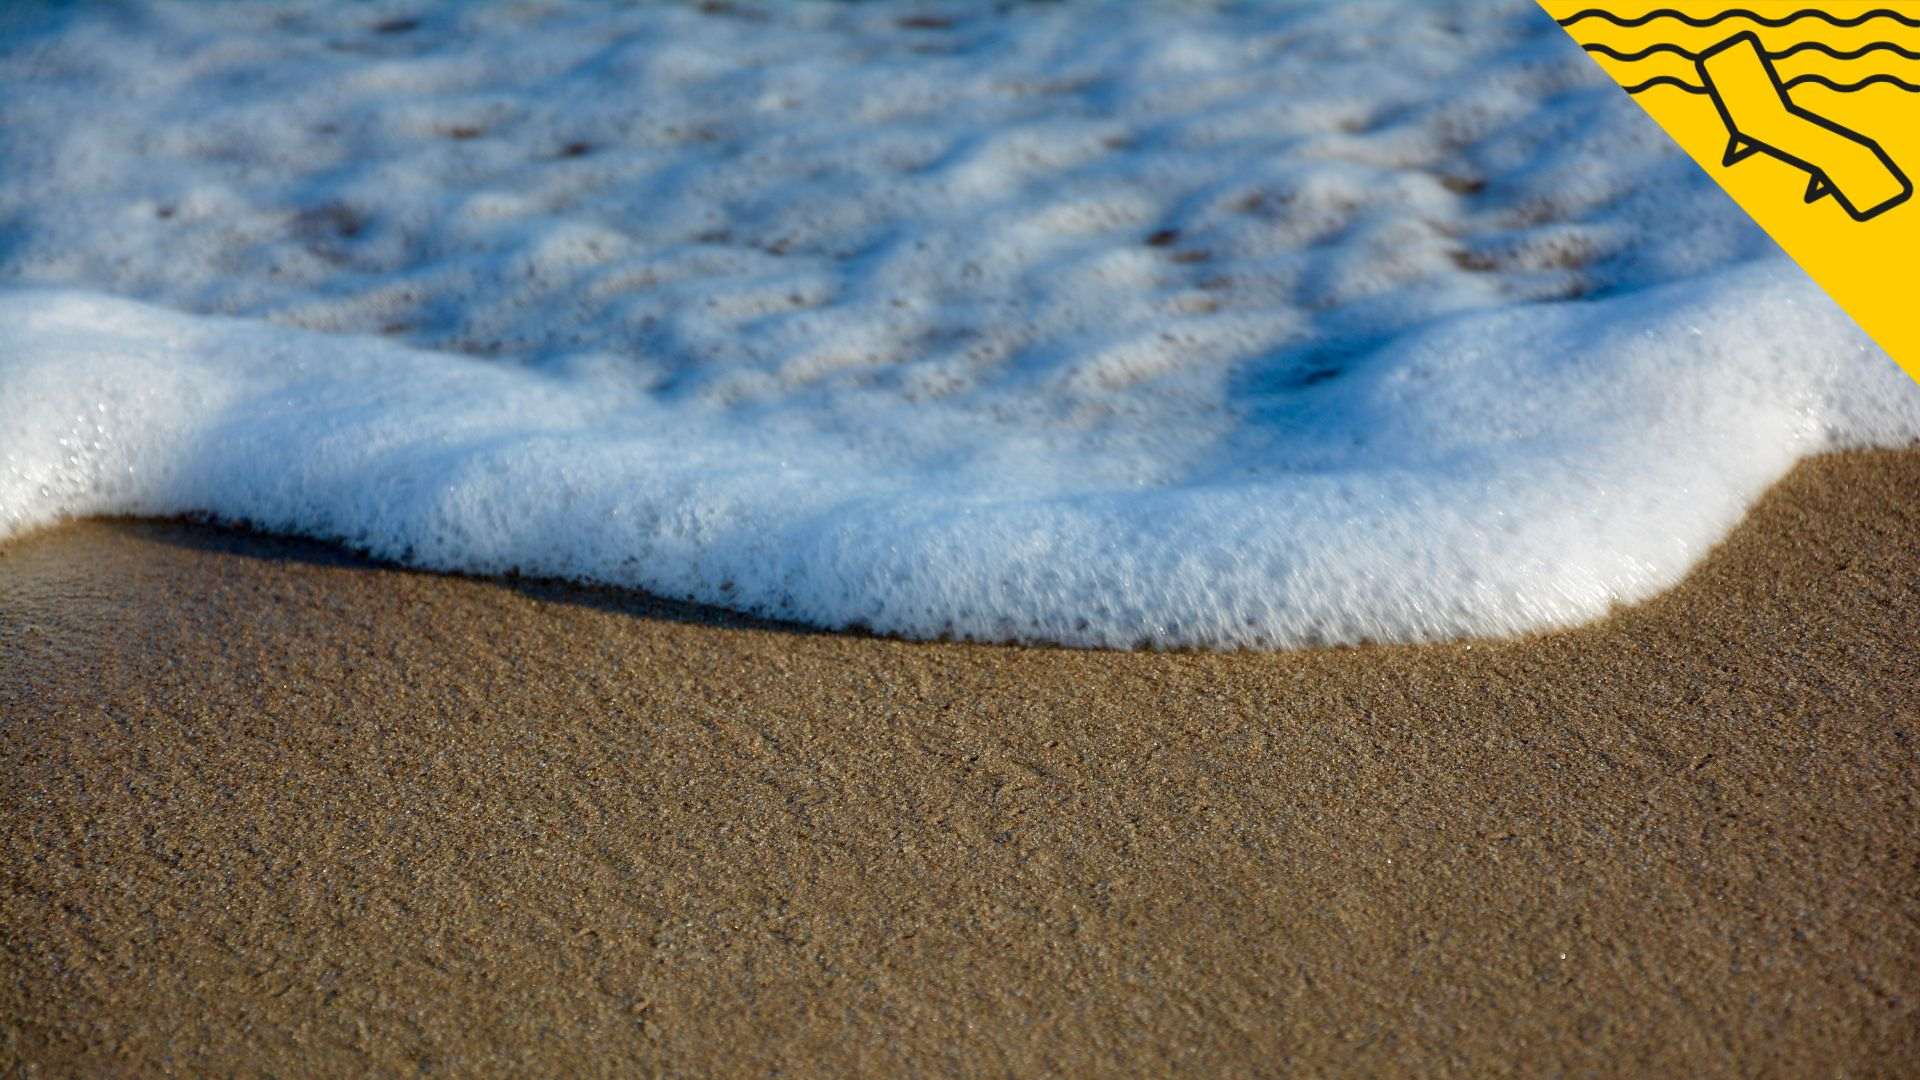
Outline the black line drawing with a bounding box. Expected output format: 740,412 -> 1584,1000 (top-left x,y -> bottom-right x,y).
1558,7 -> 1920,30
1780,72 -> 1920,92
1562,7 -> 1918,220
1585,41 -> 1920,62
1618,72 -> 1920,95
1694,31 -> 1912,220
1622,74 -> 1713,93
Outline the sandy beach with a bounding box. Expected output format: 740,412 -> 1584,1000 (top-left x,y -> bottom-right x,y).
3,448 -> 1916,1076
5,2 -> 1920,1074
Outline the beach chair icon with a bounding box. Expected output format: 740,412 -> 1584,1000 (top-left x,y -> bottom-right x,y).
1697,32 -> 1912,222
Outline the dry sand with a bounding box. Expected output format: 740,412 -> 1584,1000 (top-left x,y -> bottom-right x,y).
3,449 -> 1917,1077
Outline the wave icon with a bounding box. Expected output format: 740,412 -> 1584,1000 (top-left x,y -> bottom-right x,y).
1558,6 -> 1918,221
1559,6 -> 1920,29
1583,41 -> 1920,94
1558,6 -> 1920,30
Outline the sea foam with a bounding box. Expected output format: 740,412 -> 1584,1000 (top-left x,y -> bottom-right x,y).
2,0 -> 1917,647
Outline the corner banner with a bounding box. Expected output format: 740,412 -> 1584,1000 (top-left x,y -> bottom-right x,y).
1541,2 -> 1920,383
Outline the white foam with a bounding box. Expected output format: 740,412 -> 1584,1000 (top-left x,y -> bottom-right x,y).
2,0 -> 1916,647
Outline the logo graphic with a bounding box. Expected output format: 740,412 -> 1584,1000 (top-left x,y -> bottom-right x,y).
1696,30 -> 1911,221
1543,3 -> 1920,381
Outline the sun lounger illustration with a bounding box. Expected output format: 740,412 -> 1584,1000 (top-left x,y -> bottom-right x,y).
1695,32 -> 1912,221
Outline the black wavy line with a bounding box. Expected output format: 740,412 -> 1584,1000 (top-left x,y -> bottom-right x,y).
1559,7 -> 1920,29
1621,75 -> 1709,93
1619,72 -> 1920,94
1585,41 -> 1920,62
1583,42 -> 1701,60
1763,41 -> 1920,61
1780,72 -> 1920,91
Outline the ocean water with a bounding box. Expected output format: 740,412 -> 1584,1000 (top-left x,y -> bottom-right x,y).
3,0 -> 1917,648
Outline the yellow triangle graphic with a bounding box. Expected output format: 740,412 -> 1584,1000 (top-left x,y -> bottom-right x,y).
1540,1 -> 1920,383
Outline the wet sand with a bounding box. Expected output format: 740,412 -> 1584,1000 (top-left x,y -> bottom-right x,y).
3,449 -> 1917,1077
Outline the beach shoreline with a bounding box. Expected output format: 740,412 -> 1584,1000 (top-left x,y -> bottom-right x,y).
4,448 -> 1917,1076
